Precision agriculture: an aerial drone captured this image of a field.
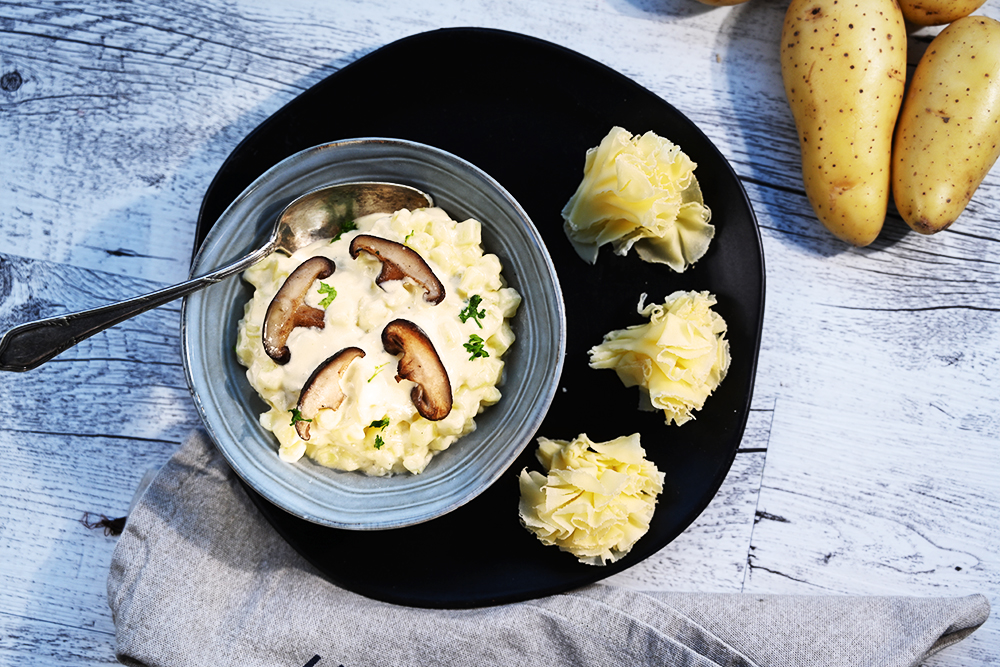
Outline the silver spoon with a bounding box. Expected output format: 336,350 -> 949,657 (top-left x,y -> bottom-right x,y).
0,181 -> 433,372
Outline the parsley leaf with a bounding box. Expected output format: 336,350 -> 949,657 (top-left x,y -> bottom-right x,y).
317,282 -> 337,308
368,362 -> 390,382
331,217 -> 358,242
459,295 -> 487,329
289,408 -> 312,427
374,434 -> 385,449
464,334 -> 490,360
370,417 -> 389,430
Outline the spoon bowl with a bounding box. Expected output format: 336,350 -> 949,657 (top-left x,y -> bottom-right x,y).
273,182 -> 433,256
0,181 -> 432,372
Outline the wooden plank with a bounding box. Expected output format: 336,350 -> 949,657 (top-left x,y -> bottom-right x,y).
740,171 -> 1000,663
0,252 -> 195,655
0,427 -> 172,651
0,252 -> 206,441
0,611 -> 118,666
0,0 -> 337,283
747,406 -> 999,665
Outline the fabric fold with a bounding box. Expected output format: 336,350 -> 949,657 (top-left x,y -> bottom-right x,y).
107,431 -> 990,667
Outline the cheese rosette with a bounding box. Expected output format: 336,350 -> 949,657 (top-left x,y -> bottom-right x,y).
588,291 -> 730,426
518,433 -> 665,566
561,126 -> 714,272
235,207 -> 521,476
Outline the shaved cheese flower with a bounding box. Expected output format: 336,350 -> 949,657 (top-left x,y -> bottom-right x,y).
589,291 -> 730,426
561,126 -> 714,272
518,433 -> 665,566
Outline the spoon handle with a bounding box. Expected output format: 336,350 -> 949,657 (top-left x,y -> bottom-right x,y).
0,256 -> 257,372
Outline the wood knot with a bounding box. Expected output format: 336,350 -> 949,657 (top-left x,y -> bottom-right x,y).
0,70 -> 22,92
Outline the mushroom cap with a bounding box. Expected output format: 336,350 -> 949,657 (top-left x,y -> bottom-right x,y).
295,346 -> 366,440
262,256 -> 335,364
381,319 -> 453,421
349,234 -> 446,304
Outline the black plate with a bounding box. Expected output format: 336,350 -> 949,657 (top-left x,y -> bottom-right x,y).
196,27 -> 764,608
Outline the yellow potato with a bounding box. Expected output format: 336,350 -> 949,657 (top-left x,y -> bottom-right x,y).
781,0 -> 906,246
898,0 -> 987,26
892,16 -> 1000,234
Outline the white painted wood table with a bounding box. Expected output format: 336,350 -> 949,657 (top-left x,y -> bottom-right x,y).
1,1 -> 997,664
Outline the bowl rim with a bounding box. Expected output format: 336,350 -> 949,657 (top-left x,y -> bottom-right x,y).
181,137 -> 566,530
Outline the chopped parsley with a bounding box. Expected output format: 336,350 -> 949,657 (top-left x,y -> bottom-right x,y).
368,362 -> 390,382
459,294 -> 487,329
370,417 -> 389,430
289,408 -> 312,427
331,217 -> 358,242
374,434 -> 385,449
464,334 -> 489,360
317,282 -> 337,308
403,230 -> 415,245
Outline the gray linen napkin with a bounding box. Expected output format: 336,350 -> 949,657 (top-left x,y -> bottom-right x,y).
107,431 -> 989,667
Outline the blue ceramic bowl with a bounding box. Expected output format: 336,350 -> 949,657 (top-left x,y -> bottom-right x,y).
182,138 -> 565,530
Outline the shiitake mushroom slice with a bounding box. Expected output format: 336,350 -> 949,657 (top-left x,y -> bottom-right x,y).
295,346 -> 366,440
262,256 -> 335,364
381,319 -> 452,421
349,235 -> 445,305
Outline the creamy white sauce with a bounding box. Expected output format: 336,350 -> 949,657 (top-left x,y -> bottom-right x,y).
235,207 -> 520,476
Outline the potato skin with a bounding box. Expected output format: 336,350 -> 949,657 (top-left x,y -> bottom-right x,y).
781,0 -> 906,246
892,17 -> 1000,235
898,0 -> 987,27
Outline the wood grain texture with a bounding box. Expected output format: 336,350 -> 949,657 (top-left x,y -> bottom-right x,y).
1,0 -> 998,664
0,613 -> 118,665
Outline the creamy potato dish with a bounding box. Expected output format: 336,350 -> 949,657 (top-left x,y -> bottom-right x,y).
236,207 -> 521,476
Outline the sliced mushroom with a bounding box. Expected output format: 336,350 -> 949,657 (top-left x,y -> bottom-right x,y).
381,319 -> 453,421
295,346 -> 366,440
349,234 -> 445,305
263,256 -> 335,364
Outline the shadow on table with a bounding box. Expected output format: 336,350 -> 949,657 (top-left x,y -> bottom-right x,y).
710,0 -> 925,256
612,0 -> 919,258
607,0 -> 717,19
